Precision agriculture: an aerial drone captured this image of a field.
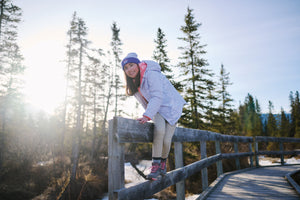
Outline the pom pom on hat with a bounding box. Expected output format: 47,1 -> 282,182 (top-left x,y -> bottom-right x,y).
121,52 -> 141,70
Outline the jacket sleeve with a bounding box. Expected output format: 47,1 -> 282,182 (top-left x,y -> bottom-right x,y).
143,71 -> 163,119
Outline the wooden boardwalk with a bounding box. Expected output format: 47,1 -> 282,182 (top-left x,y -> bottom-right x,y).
205,165 -> 300,200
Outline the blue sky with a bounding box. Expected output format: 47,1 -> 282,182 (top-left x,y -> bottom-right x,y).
16,0 -> 300,114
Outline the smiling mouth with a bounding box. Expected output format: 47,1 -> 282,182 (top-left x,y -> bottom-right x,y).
129,71 -> 136,77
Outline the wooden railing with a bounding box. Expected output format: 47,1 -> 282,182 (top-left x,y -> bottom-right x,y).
255,136 -> 300,166
108,117 -> 300,200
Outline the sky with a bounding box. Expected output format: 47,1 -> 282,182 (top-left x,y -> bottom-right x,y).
15,0 -> 300,114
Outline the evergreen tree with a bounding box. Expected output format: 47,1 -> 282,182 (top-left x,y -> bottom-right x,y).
205,78 -> 218,131
254,99 -> 264,136
0,0 -> 24,130
266,101 -> 278,151
295,91 -> 300,138
178,7 -> 213,129
86,49 -> 105,160
266,101 -> 277,137
239,94 -> 263,136
228,109 -> 242,135
153,28 -> 172,78
0,0 -> 23,171
216,64 -> 233,134
290,91 -> 300,138
0,0 -> 21,39
65,12 -> 91,182
289,91 -> 295,137
110,21 -> 123,116
60,12 -> 77,161
279,108 -> 290,137
153,27 -> 183,92
95,52 -> 114,157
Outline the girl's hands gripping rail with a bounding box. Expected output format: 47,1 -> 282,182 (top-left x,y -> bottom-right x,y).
137,115 -> 151,124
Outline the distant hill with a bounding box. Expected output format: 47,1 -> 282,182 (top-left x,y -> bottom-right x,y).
260,113 -> 291,125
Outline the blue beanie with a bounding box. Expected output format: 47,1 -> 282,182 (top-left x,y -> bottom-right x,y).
121,52 -> 141,70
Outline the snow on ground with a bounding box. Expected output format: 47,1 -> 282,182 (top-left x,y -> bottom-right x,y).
124,160 -> 152,187
259,156 -> 300,166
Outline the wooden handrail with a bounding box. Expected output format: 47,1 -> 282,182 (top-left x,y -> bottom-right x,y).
108,117 -> 300,200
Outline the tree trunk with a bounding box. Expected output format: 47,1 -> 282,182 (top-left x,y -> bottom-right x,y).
70,35 -> 83,182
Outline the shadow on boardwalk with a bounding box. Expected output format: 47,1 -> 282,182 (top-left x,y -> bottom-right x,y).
204,165 -> 300,200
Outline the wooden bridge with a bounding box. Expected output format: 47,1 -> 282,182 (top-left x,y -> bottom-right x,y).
108,117 -> 300,200
201,165 -> 299,199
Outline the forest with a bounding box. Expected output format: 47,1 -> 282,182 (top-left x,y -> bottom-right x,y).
0,0 -> 300,199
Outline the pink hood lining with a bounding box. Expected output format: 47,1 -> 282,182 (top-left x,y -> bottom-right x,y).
138,62 -> 148,105
139,62 -> 147,84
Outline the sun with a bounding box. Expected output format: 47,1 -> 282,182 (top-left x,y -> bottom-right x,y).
24,63 -> 66,114
21,31 -> 66,114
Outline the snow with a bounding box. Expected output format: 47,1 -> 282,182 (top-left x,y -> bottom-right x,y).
100,160 -> 154,200
259,156 -> 300,166
124,160 -> 152,187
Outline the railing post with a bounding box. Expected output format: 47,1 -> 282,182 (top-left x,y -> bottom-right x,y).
234,142 -> 240,170
215,140 -> 223,176
200,141 -> 208,190
255,139 -> 259,167
248,143 -> 253,167
174,142 -> 185,200
108,118 -> 125,200
279,141 -> 284,165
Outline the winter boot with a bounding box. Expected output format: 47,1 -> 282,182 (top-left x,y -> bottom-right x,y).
160,159 -> 167,176
147,162 -> 160,180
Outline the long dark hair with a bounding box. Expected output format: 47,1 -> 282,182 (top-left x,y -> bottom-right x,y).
125,68 -> 141,96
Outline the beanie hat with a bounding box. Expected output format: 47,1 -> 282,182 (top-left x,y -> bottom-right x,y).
121,52 -> 141,70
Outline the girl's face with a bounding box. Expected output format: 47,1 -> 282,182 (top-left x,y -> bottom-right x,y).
124,63 -> 139,78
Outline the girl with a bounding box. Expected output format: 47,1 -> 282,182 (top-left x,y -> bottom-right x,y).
122,52 -> 186,179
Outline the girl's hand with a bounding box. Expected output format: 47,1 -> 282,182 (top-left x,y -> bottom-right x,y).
137,116 -> 150,124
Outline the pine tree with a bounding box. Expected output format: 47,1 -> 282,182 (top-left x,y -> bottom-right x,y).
295,91 -> 300,138
60,12 -> 77,161
254,99 -> 264,136
110,22 -> 123,116
228,109 -> 242,135
205,78 -> 218,131
0,0 -> 24,130
65,12 -> 91,182
216,64 -> 233,134
178,7 -> 213,129
266,101 -> 277,137
0,0 -> 23,171
239,94 -> 263,136
266,101 -> 279,151
85,49 -> 105,160
0,0 -> 21,39
289,91 -> 295,137
95,52 -> 114,158
153,27 -> 183,92
290,91 -> 300,138
153,28 -> 172,78
279,108 -> 290,137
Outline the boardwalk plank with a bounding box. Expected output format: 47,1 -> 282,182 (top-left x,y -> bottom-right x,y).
205,165 -> 300,200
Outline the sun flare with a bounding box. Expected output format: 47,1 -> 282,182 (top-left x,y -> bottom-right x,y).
22,32 -> 66,114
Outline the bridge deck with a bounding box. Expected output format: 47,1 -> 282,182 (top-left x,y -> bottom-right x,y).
205,165 -> 300,200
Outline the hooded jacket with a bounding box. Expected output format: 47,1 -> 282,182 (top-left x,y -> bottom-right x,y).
134,60 -> 186,125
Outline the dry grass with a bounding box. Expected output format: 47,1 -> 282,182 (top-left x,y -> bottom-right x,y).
0,157 -> 108,200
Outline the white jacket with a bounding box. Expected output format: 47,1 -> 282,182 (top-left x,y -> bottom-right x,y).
134,60 -> 186,125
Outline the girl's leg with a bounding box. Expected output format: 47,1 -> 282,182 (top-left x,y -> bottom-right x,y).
152,113 -> 166,158
161,122 -> 176,159
147,113 -> 165,179
160,122 -> 176,175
